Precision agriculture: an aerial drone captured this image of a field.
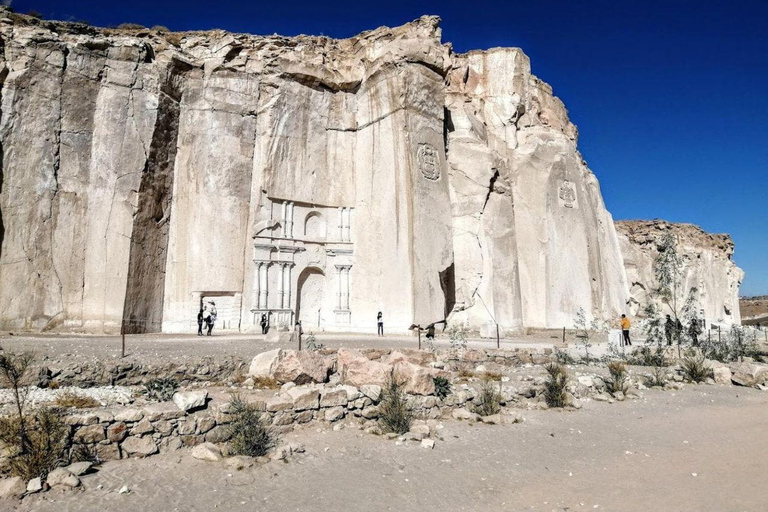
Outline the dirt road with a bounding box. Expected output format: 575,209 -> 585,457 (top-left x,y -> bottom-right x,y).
10,384 -> 768,512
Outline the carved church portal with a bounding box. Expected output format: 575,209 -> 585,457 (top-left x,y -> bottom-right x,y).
296,267 -> 326,329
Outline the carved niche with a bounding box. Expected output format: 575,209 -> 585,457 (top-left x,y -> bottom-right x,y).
557,180 -> 578,209
417,143 -> 440,181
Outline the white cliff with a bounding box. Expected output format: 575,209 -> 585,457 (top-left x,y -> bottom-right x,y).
616,220 -> 743,326
0,10 -> 743,334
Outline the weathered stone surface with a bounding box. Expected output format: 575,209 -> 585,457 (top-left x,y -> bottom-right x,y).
360,384 -> 382,402
338,349 -> 392,387
121,436 -> 159,457
273,351 -> 331,384
248,349 -> 282,379
287,387 -> 320,410
115,409 -> 144,422
324,406 -> 346,422
46,468 -> 80,488
731,362 -> 768,387
74,424 -> 106,443
66,461 -> 94,476
394,361 -> 437,395
205,426 -> 233,443
616,220 -> 743,325
130,418 -> 154,435
319,388 -> 349,408
0,476 -> 26,499
191,442 -> 222,462
0,11 -> 741,335
173,390 -> 209,412
26,477 -> 43,494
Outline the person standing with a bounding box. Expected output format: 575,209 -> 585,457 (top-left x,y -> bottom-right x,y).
377,311 -> 384,336
260,313 -> 268,335
688,318 -> 702,346
664,315 -> 674,346
197,309 -> 204,336
426,323 -> 435,340
620,314 -> 632,346
206,301 -> 217,336
294,321 -> 303,345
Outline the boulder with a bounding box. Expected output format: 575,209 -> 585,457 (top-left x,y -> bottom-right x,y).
66,461 -> 94,476
130,418 -> 154,435
248,349 -> 282,378
172,390 -> 209,412
107,422 -> 128,443
26,477 -> 43,494
393,361 -> 437,395
731,362 -> 768,387
0,476 -> 26,499
191,442 -> 222,462
452,408 -> 481,421
712,366 -> 733,385
74,424 -> 106,443
115,409 -> 144,422
46,468 -> 80,488
287,387 -> 320,410
360,384 -> 382,402
324,406 -> 346,422
273,350 -> 331,384
121,436 -> 159,457
205,426 -> 233,444
338,349 -> 392,387
383,349 -> 436,366
319,388 -> 349,408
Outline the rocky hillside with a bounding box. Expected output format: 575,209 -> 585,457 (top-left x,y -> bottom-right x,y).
616,220 -> 743,325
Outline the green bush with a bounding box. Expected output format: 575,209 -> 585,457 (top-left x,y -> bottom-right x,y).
433,376 -> 451,399
227,394 -> 276,457
627,345 -> 668,367
378,372 -> 413,434
544,363 -> 568,408
144,377 -> 179,402
473,378 -> 502,416
645,365 -> 668,387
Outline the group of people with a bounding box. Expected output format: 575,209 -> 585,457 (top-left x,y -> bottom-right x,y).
196,302 -> 217,336
619,313 -> 704,347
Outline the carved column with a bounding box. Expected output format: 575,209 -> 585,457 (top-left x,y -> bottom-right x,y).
343,208 -> 351,241
284,264 -> 292,310
259,263 -> 269,309
281,202 -> 287,238
252,263 -> 262,310
338,207 -> 344,241
287,202 -> 294,238
343,266 -> 351,309
336,266 -> 343,309
277,263 -> 285,309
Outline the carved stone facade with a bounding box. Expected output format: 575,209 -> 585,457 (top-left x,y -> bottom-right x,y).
0,12 -> 743,334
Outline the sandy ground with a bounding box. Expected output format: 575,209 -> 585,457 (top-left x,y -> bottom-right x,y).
6,384 -> 767,512
0,331 -> 576,365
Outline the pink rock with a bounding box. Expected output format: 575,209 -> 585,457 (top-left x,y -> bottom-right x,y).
337,348 -> 393,387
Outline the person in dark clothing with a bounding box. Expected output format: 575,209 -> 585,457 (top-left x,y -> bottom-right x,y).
688,318 -> 702,346
426,323 -> 435,340
197,309 -> 204,336
260,313 -> 268,335
664,315 -> 674,346
377,311 -> 384,336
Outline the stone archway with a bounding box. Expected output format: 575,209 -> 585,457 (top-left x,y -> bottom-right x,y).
296,267 -> 326,329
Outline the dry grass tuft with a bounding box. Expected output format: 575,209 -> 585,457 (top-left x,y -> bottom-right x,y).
53,391 -> 99,409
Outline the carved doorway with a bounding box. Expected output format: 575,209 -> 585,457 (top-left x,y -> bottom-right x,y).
296,267 -> 326,329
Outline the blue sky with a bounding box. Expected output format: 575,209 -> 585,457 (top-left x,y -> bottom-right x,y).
11,0 -> 768,295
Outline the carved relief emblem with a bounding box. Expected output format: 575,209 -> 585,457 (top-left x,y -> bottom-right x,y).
417,143 -> 440,181
558,180 -> 578,209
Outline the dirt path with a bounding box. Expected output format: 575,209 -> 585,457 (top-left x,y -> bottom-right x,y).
9,385 -> 767,512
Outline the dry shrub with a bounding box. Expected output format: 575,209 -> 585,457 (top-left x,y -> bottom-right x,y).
457,368 -> 475,380
682,353 -> 710,383
483,371 -> 502,382
54,391 -> 99,409
473,378 -> 502,417
646,366 -> 669,387
227,394 -> 276,457
251,376 -> 280,389
117,22 -> 146,30
544,363 -> 568,408
378,372 -> 413,434
166,33 -> 183,47
0,406 -> 69,480
606,362 -> 629,394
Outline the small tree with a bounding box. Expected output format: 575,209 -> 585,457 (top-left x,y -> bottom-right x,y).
0,353 -> 35,453
573,307 -> 599,362
641,303 -> 665,347
447,325 -> 468,352
378,372 -> 413,434
654,233 -> 686,356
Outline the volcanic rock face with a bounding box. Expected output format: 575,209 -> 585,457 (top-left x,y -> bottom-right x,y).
444,50 -> 630,332
616,220 -> 743,325
0,11 -> 742,334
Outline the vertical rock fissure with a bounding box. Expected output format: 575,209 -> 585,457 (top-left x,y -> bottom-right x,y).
122,63 -> 185,334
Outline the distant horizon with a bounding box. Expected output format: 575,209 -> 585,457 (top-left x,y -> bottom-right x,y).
8,0 -> 767,295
